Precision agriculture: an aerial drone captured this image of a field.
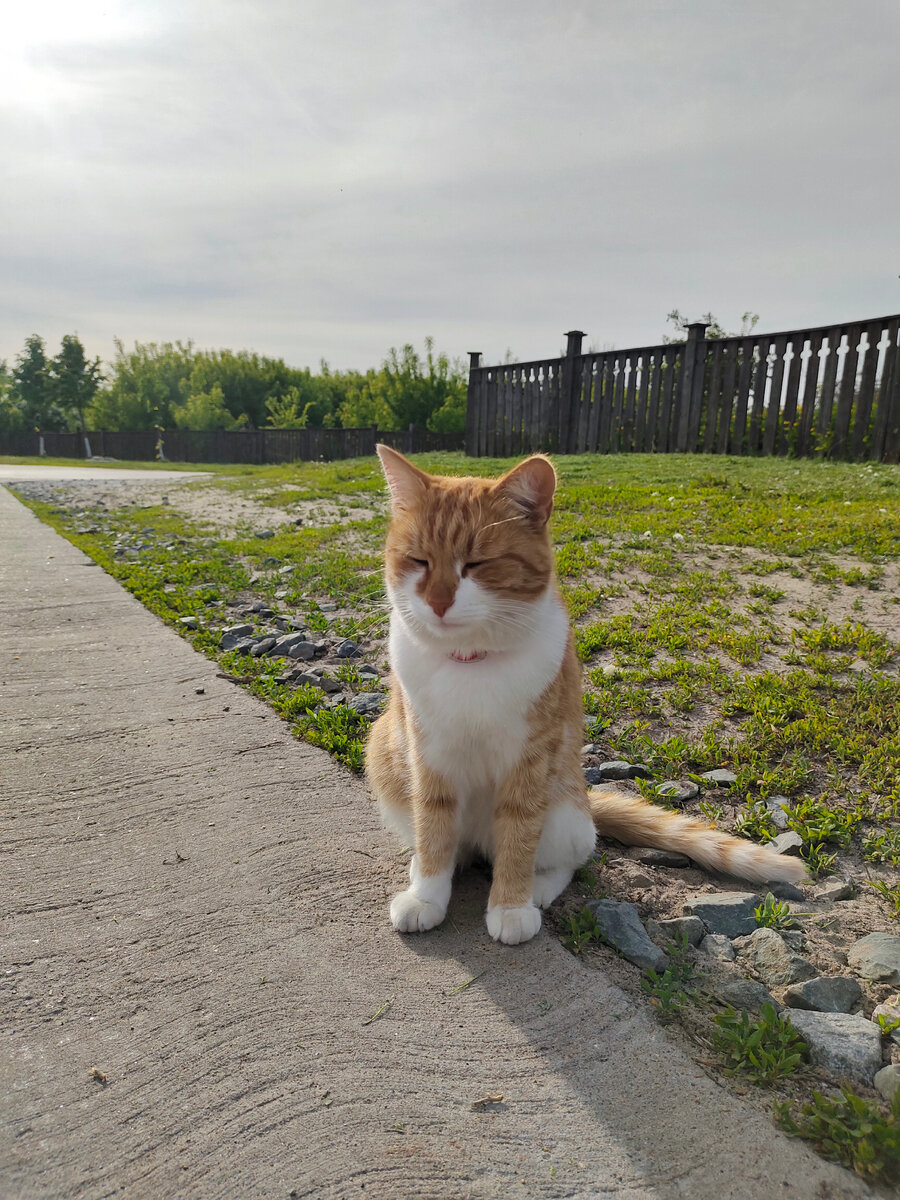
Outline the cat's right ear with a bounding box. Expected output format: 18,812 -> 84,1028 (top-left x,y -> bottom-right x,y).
376,444 -> 430,511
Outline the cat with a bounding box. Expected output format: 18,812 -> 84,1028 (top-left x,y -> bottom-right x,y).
366,446 -> 807,945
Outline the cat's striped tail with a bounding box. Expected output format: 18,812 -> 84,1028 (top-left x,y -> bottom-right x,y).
588,790 -> 808,885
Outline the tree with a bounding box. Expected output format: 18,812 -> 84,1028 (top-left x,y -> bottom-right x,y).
172,383 -> 244,430
49,334 -> 103,429
663,310 -> 760,344
265,386 -> 313,428
0,359 -> 24,434
86,339 -> 195,429
11,334 -> 69,429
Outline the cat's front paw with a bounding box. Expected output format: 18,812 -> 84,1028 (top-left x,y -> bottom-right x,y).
486,903 -> 542,945
390,888 -> 447,933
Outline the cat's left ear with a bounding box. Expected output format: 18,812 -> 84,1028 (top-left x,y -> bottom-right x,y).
376,444 -> 430,511
495,455 -> 557,527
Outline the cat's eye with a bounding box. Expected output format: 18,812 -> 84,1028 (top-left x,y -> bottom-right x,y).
462,560 -> 485,575
408,557 -> 428,568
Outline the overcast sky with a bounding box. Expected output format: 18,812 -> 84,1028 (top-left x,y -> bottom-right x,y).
2,0 -> 898,374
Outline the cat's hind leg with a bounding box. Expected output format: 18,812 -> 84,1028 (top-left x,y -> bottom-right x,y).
532,799 -> 596,908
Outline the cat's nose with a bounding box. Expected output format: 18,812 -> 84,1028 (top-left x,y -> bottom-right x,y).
429,598 -> 452,618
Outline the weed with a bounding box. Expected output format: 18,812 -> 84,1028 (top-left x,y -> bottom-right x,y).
801,842 -> 837,878
712,1004 -> 808,1086
863,829 -> 900,866
563,907 -> 601,955
776,1087 -> 900,1186
641,934 -> 695,1022
754,892 -> 800,931
734,802 -> 776,844
698,799 -> 725,825
875,1013 -> 900,1037
868,880 -> 900,921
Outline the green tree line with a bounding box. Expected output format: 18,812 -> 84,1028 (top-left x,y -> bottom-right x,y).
0,334 -> 467,435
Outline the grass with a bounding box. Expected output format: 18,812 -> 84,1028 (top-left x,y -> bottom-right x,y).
753,893 -> 800,931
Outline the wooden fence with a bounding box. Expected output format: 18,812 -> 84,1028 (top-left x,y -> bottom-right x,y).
465,315 -> 900,461
0,425 -> 463,464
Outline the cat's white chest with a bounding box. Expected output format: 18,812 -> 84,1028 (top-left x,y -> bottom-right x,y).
389,591 -> 568,847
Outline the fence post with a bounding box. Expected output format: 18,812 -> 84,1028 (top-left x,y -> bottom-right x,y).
465,351 -> 482,457
559,330 -> 585,453
675,322 -> 709,451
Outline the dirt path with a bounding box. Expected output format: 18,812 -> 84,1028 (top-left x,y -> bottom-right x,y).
0,485 -> 874,1200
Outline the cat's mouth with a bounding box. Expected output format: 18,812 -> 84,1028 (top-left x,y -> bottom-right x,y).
449,649 -> 488,663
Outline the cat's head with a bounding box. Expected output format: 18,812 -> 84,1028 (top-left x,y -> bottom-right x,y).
377,445 -> 557,654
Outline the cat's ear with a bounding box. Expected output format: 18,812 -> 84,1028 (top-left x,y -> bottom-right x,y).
495,455 -> 557,526
376,444 -> 430,511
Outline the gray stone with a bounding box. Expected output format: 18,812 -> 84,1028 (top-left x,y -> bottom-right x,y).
770,831 -> 804,857
582,743 -> 599,756
816,879 -> 854,902
249,638 -> 277,657
218,623 -> 254,651
782,977 -> 863,1013
634,848 -> 691,869
249,601 -> 274,615
701,769 -> 737,787
874,1064 -> 900,1103
587,760 -> 647,782
872,995 -> 900,1043
178,616 -> 198,630
346,692 -> 384,716
848,932 -> 900,984
294,671 -> 342,694
784,1010 -> 883,1086
268,632 -> 316,659
254,529 -> 275,539
684,892 -> 761,938
767,880 -> 807,902
699,975 -> 777,1012
738,928 -> 816,987
656,781 -> 700,804
646,916 -> 705,947
336,639 -> 361,658
357,664 -> 381,680
696,934 -> 736,963
585,900 -> 668,972
231,637 -> 256,655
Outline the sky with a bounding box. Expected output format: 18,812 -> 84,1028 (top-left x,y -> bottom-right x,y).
2,0 -> 898,374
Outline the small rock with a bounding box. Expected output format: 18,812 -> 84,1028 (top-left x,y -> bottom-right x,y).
767,880 -> 807,902
696,934 -> 736,963
262,556 -> 280,567
336,640 -> 361,658
585,900 -> 668,972
872,994 -> 900,1035
699,975 -> 776,1011
701,769 -> 737,787
816,879 -> 854,902
646,916 -> 705,947
770,831 -> 804,857
357,664 -> 381,680
737,928 -> 816,987
249,601 -> 274,615
765,796 -> 792,830
783,1010 -> 883,1086
586,761 -> 653,783
684,892 -> 761,938
848,932 -> 900,985
634,848 -> 691,868
782,977 -> 863,1013
346,692 -> 384,716
294,671 -> 342,694
249,638 -> 277,657
582,743 -> 599,756
319,602 -> 338,613
218,623 -> 254,651
274,588 -> 289,600
179,616 -> 199,629
656,781 -> 700,804
254,529 -> 275,539
874,1064 -> 900,1103
231,637 -> 256,655
268,632 -> 316,659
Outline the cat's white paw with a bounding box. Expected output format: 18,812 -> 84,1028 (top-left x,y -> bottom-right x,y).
486,903 -> 542,945
532,867 -> 573,909
390,888 -> 447,933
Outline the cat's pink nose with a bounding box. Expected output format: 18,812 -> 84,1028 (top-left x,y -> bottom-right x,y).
429,598 -> 452,618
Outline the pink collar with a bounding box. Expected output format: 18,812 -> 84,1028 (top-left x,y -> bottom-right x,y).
449,649 -> 488,663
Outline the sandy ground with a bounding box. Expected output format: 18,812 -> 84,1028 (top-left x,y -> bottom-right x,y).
0,483 -> 877,1199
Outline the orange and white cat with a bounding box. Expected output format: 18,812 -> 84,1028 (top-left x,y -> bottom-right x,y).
366,447 -> 806,945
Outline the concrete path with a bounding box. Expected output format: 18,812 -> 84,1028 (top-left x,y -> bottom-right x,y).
0,485 -> 872,1200
0,464 -> 208,482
